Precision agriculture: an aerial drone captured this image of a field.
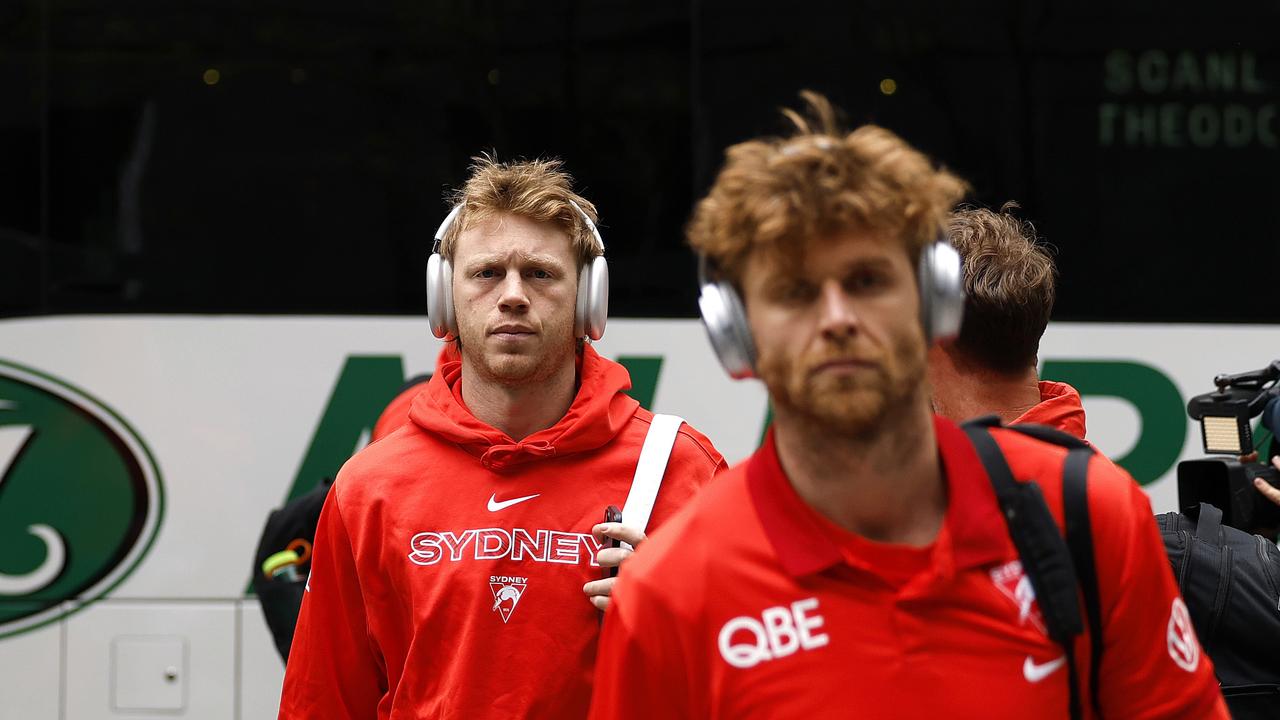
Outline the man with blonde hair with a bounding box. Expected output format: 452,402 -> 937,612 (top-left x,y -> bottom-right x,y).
589,94 -> 1225,718
279,156 -> 724,719
929,204 -> 1088,437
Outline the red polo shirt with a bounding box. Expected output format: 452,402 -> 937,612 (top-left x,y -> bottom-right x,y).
589,416 -> 1226,719
1015,381 -> 1088,439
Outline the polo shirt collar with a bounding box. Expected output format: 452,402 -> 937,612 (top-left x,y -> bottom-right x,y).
746,415 -> 1008,578
1012,381 -> 1087,440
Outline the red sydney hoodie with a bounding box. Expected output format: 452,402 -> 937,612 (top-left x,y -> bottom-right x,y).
278,345 -> 725,720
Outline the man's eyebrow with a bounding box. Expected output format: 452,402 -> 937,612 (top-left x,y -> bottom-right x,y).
462,252 -> 570,269
768,255 -> 894,285
817,255 -> 897,278
843,256 -> 894,271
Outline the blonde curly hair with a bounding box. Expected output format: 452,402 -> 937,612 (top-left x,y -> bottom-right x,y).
440,154 -> 602,269
687,91 -> 968,283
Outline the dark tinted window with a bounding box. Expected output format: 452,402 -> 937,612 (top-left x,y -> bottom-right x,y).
3,1 -> 1277,322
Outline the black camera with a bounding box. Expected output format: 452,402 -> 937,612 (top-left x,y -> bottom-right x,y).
1177,361 -> 1280,535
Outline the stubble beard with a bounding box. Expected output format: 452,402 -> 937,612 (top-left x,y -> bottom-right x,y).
759,331 -> 927,439
459,317 -> 578,388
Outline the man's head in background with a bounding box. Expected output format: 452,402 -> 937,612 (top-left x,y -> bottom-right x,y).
928,203 -> 1058,423
440,156 -> 604,387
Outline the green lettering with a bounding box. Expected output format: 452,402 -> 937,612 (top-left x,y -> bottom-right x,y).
617,356 -> 663,410
1042,360 -> 1186,485
249,355 -> 406,595
285,356 -> 406,503
1253,420 -> 1273,457
760,402 -> 773,446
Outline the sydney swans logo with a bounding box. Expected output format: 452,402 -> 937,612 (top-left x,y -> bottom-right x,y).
0,362 -> 163,639
489,576 -> 528,623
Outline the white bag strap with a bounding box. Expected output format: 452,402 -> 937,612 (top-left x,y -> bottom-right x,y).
619,413 -> 684,549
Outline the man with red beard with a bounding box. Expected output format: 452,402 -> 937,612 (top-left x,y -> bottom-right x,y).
588,94 -> 1226,719
279,156 -> 724,719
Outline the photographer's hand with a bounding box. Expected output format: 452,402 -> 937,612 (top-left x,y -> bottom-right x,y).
1253,456 -> 1280,506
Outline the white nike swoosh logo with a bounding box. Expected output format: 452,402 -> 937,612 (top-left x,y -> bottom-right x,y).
1023,655 -> 1067,683
487,493 -> 541,512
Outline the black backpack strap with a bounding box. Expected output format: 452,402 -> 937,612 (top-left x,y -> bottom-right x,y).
1005,422 -> 1092,451
965,413 -> 1004,429
963,423 -> 1085,720
997,420 -> 1105,717
1194,502 -> 1223,542
1063,446 -> 1103,719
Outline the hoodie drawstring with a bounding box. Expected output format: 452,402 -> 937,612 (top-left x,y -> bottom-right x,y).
481,440 -> 558,471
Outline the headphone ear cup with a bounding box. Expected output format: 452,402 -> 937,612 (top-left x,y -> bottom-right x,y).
441,258 -> 456,337
575,264 -> 588,340
918,241 -> 965,343
426,253 -> 456,339
698,281 -> 757,380
577,255 -> 609,341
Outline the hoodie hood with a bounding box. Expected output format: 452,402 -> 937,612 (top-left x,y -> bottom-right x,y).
1013,381 -> 1087,439
408,344 -> 640,472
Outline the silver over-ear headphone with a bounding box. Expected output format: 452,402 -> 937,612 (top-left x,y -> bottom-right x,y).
426,201 -> 609,341
917,237 -> 965,344
697,238 -> 965,380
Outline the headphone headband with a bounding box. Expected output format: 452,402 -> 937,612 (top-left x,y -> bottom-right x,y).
430,204 -> 464,255
567,200 -> 606,256
696,252 -> 713,288
432,201 -> 604,257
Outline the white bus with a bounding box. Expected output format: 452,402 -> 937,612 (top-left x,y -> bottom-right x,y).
1,314 -> 1275,719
